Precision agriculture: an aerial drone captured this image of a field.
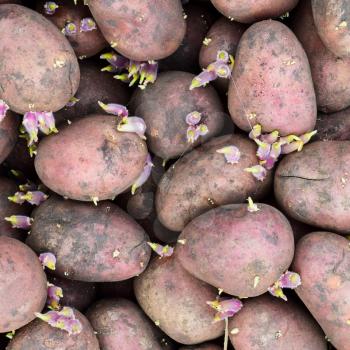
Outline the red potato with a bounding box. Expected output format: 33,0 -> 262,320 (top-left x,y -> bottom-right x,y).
0,110 -> 18,164
228,20 -> 316,136
316,108 -> 350,141
88,0 -> 186,61
0,236 -> 47,332
34,114 -> 148,201
0,4 -> 80,114
293,232 -> 350,349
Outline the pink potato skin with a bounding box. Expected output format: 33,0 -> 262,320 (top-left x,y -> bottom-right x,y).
316,108 -> 350,141
228,20 -> 316,136
0,237 -> 47,333
0,110 -> 18,163
34,114 -> 148,201
274,141 -> 350,233
88,0 -> 186,61
292,232 -> 350,349
229,295 -> 327,350
134,257 -> 224,345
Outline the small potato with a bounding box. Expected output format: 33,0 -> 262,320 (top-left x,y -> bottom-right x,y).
6,309 -> 99,350
228,20 -> 316,136
275,141 -> 350,233
0,4 -> 80,114
26,196 -> 151,282
134,257 -> 224,345
293,232 -> 350,349
88,0 -> 186,61
156,134 -> 272,232
86,298 -> 164,350
0,237 -> 47,332
316,109 -> 350,141
34,114 -> 148,201
0,110 -> 18,163
179,344 -> 221,350
229,295 -> 326,349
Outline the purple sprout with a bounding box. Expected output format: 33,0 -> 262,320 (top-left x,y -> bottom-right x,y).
98,101 -> 129,117
4,215 -> 32,229
268,271 -> 301,301
62,22 -> 77,36
47,283 -> 63,310
117,116 -> 147,139
44,1 -> 59,15
131,154 -> 153,195
39,252 -> 57,271
216,145 -> 241,164
207,297 -> 243,323
147,242 -> 174,258
0,100 -> 9,123
80,18 -> 97,32
244,165 -> 267,182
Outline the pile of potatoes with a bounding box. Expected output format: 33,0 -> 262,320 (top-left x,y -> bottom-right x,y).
0,0 -> 350,349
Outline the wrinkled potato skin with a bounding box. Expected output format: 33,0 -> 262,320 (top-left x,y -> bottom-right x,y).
176,204 -> 294,297
0,5 -> 80,114
292,1 -> 350,113
275,141 -> 350,233
130,71 -> 224,160
0,110 -> 18,163
228,20 -> 316,136
316,109 -> 350,141
229,295 -> 326,350
312,0 -> 350,58
87,298 -> 163,350
35,114 -> 148,201
7,310 -> 100,350
134,257 -> 224,345
156,134 -> 272,231
179,345 -> 221,350
27,196 -> 151,282
0,237 -> 47,332
210,0 -> 299,23
88,0 -> 186,61
293,232 -> 350,349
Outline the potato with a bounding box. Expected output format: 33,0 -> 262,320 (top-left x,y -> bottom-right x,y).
87,298 -> 164,350
88,0 -> 186,61
37,0 -> 107,58
210,0 -> 298,23
312,0 -> 350,58
0,236 -> 47,332
6,309 -> 99,350
229,294 -> 326,349
0,110 -> 18,164
26,196 -> 151,282
34,114 -> 148,201
293,232 -> 350,349
179,344 -> 221,350
134,257 -> 224,345
316,108 -> 350,141
292,1 -> 350,113
275,141 -> 350,233
0,4 -> 80,114
228,20 -> 316,136
156,134 -> 272,231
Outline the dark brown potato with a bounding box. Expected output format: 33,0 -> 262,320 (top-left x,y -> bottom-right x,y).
88,0 -> 186,61
26,196 -> 151,282
293,232 -> 350,349
0,4 -> 80,114
6,309 -> 100,350
0,111 -> 18,164
229,295 -> 326,349
35,114 -> 148,201
0,236 -> 47,332
316,108 -> 350,141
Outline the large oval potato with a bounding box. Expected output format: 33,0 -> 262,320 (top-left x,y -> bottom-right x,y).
293,232 -> 350,349
228,20 -> 316,136
156,134 -> 272,231
134,257 -> 224,345
0,110 -> 18,163
0,4 -> 80,114
316,108 -> 350,141
130,71 -> 224,160
35,114 -> 148,201
88,0 -> 186,61
176,204 -> 294,297
87,298 -> 164,350
275,141 -> 350,233
26,196 -> 151,282
229,295 -> 326,349
0,236 -> 47,332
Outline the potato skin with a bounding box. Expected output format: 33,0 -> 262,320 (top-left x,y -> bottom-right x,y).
0,4 -> 80,114
275,141 -> 350,233
316,109 -> 350,141
0,110 -> 18,163
210,0 -> 298,23
156,134 -> 272,231
134,257 -> 224,345
228,20 -> 316,136
34,114 -> 148,201
6,309 -> 100,350
229,295 -> 326,350
292,1 -> 350,113
130,71 -> 224,160
292,232 -> 350,349
0,237 -> 47,332
88,0 -> 186,61
26,196 -> 151,282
